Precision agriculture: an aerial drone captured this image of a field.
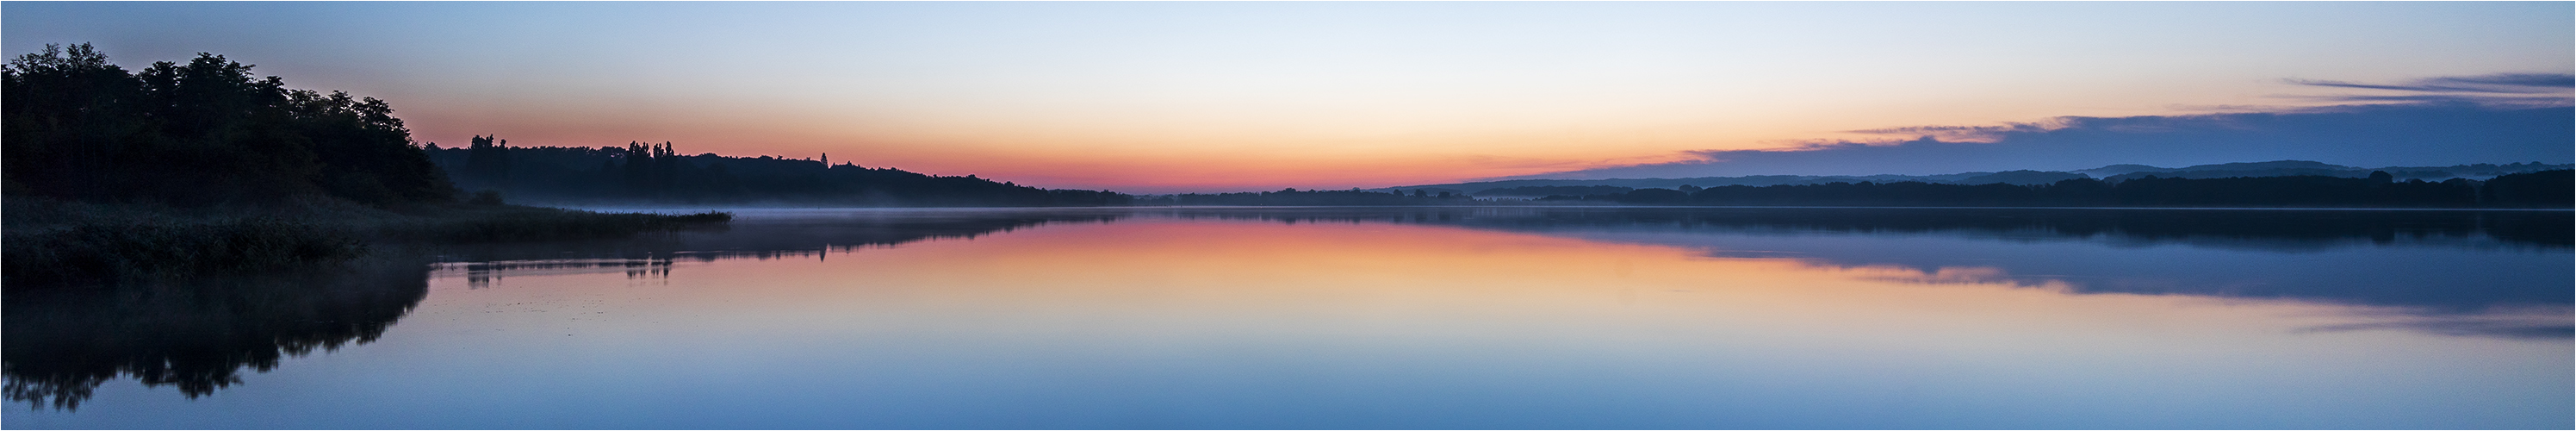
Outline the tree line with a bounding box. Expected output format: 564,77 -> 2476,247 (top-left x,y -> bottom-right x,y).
427,141 -> 1130,206
3,44 -> 453,206
1,43 -> 1127,209
1532,171 -> 2573,208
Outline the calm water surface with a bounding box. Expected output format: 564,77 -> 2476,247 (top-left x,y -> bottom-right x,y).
7,208 -> 2570,429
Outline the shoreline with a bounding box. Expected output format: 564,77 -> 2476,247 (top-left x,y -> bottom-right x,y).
1,198 -> 730,289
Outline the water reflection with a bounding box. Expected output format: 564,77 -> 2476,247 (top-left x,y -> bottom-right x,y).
3,259 -> 431,410
1151,208 -> 2572,316
4,207 -> 2567,428
449,259 -> 674,288
432,209 -> 1122,263
443,207 -> 2575,337
1147,207 -> 2572,249
520,206 -> 2570,259
382,213 -> 2564,429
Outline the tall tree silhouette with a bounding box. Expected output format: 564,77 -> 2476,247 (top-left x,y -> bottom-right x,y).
460,134 -> 511,193
3,44 -> 455,205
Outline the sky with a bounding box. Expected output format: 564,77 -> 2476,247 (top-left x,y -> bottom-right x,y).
5,2 -> 2570,193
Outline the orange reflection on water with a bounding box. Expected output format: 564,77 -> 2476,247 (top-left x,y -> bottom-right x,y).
409,217 -> 2568,428
433,219 -> 2564,359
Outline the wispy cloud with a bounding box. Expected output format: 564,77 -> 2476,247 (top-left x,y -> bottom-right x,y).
2300,305 -> 2575,340
2426,72 -> 2576,88
1842,120 -> 2070,143
2289,72 -> 2573,94
2286,72 -> 2574,107
2296,93 -> 2576,108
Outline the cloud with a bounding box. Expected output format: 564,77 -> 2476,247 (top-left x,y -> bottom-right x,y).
2289,72 -> 2574,94
2300,305 -> 2575,340
1840,120 -> 2070,143
1510,103 -> 2573,179
1508,73 -> 2574,180
2287,72 -> 2575,107
2426,72 -> 2576,88
2288,93 -> 2574,109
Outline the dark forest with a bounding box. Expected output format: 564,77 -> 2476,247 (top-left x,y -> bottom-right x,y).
426,139 -> 1128,206
1,45 -> 729,285
3,44 -> 451,206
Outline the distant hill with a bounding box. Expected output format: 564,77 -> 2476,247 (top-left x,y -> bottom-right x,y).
1383,160 -> 2573,197
1514,170 -> 2572,209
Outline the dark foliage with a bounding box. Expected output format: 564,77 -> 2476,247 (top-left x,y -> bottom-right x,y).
2480,170 -> 2576,207
425,142 -> 1132,206
2,45 -> 738,286
3,44 -> 454,206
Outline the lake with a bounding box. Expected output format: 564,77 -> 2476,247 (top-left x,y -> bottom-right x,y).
6,207 -> 2570,429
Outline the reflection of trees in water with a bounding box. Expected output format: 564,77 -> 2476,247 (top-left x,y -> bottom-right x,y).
0,206 -> 1094,409
433,213 -> 1127,264
426,212 -> 1129,286
3,259 -> 430,410
440,259 -> 676,288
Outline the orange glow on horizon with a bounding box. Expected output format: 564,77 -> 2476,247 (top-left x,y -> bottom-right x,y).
401,103 -> 1732,191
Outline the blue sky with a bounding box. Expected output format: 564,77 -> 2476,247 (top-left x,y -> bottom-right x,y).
7,2 -> 2569,191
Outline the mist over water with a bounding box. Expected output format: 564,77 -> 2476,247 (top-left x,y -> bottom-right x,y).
8,208 -> 2568,429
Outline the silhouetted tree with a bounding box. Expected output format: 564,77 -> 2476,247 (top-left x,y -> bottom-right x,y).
461,134 -> 511,192
3,44 -> 455,206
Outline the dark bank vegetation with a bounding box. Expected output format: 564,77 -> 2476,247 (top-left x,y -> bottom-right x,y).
1528,171 -> 2573,209
2,44 -> 728,286
431,137 -> 1131,206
